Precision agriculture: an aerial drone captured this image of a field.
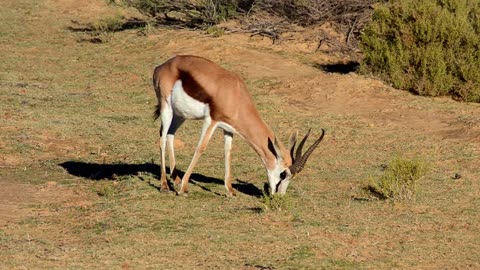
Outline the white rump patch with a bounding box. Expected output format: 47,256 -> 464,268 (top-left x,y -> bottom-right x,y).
171,80 -> 209,120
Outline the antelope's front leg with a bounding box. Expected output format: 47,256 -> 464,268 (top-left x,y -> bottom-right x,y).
177,120 -> 217,196
224,131 -> 235,197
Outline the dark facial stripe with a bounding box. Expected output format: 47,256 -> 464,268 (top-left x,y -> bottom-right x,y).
275,179 -> 283,193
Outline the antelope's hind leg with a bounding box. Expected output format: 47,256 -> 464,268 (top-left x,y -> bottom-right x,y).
159,104 -> 174,192
166,115 -> 185,185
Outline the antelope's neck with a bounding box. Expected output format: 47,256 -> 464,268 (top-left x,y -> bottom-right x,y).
234,110 -> 278,170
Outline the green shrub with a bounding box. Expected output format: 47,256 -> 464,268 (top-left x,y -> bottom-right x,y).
360,0 -> 480,102
365,157 -> 428,200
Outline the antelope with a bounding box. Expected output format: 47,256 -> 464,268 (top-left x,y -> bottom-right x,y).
152,55 -> 325,196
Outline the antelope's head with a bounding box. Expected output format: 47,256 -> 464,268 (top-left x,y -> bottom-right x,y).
266,129 -> 325,195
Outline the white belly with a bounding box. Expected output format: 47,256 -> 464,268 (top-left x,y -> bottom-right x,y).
171,80 -> 209,120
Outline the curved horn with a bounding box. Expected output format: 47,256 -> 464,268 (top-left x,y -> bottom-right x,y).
289,130 -> 298,162
295,128 -> 311,162
290,129 -> 325,174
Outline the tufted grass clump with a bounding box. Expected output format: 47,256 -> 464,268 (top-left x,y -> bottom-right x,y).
365,157 -> 428,200
90,12 -> 126,42
261,193 -> 293,211
92,13 -> 125,33
360,0 -> 480,102
206,25 -> 226,37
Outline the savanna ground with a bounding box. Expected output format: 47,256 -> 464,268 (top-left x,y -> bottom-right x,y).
1,0 -> 480,269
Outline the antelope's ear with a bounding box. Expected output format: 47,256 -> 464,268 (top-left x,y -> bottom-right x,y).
267,137 -> 282,159
267,137 -> 278,158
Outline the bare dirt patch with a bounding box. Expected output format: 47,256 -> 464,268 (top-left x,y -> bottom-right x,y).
0,176 -> 91,228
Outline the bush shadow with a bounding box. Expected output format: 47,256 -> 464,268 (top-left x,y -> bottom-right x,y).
313,61 -> 360,74
67,18 -> 148,33
59,161 -> 263,197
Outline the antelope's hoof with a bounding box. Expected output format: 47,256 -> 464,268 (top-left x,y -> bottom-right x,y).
160,187 -> 172,193
226,191 -> 236,198
177,190 -> 189,197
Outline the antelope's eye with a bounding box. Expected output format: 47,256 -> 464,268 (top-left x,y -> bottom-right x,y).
280,170 -> 287,180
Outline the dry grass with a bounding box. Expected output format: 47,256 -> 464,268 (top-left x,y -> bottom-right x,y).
1,0 -> 480,269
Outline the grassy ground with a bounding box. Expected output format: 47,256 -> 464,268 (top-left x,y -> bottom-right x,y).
1,0 -> 480,269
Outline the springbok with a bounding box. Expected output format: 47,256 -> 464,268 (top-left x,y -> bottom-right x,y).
152,55 -> 325,196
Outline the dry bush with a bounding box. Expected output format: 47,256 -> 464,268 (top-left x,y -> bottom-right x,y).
255,0 -> 374,26
109,0 -> 240,27
242,0 -> 377,46
109,0 -> 378,47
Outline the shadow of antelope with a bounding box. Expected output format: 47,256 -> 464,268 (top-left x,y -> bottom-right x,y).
59,161 -> 264,197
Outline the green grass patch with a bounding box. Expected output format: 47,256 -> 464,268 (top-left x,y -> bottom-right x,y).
290,245 -> 314,260
260,193 -> 293,211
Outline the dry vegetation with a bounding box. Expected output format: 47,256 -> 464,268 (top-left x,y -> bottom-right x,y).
107,0 -> 377,48
1,0 -> 480,269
